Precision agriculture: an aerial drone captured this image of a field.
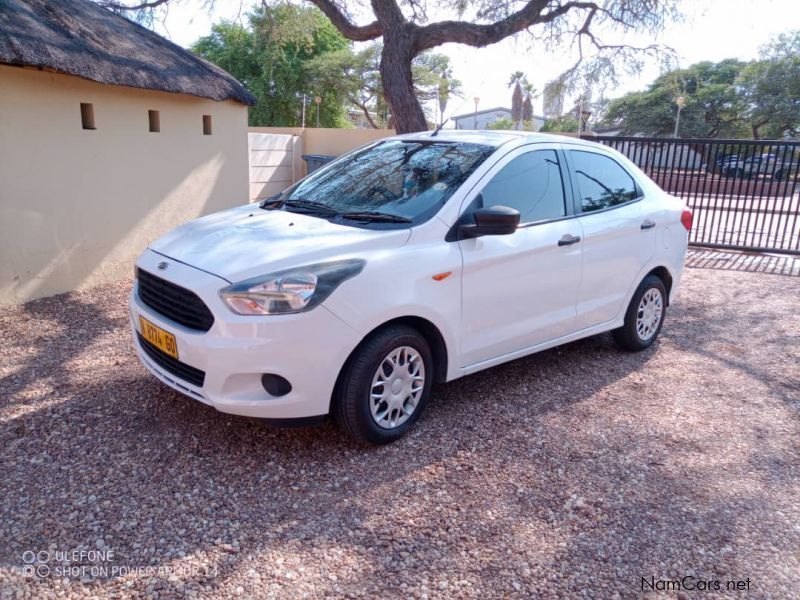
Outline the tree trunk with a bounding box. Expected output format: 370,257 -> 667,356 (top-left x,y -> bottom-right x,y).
380,33 -> 427,133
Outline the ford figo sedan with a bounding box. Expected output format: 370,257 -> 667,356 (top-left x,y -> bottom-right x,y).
130,131 -> 691,444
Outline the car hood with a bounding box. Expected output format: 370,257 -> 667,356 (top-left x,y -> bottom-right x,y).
149,204 -> 412,282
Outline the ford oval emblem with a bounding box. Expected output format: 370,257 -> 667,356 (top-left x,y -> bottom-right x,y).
157,261 -> 169,270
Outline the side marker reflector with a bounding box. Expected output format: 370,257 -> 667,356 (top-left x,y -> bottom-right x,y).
432,271 -> 452,281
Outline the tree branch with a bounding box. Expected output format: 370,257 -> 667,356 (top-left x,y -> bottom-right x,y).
370,0 -> 407,29
353,99 -> 380,129
97,0 -> 171,10
416,1 -> 601,51
307,0 -> 382,41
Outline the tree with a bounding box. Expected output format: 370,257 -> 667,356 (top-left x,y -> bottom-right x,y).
522,81 -> 536,122
489,117 -> 540,131
305,43 -> 461,128
106,0 -> 680,133
305,44 -> 384,127
438,72 -> 450,127
308,0 -> 681,133
487,117 -> 515,130
603,59 -> 749,137
738,31 -> 800,139
192,5 -> 350,127
541,114 -> 580,132
508,71 -> 525,124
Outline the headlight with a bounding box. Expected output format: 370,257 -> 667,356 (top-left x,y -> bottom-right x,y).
219,259 -> 365,315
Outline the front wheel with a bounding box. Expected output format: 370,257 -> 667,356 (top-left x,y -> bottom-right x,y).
612,275 -> 667,351
333,325 -> 433,444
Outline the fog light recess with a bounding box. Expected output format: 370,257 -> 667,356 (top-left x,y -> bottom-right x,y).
262,374 -> 292,397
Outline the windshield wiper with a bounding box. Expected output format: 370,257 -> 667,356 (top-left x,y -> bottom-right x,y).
259,193 -> 284,209
283,199 -> 339,215
338,211 -> 412,223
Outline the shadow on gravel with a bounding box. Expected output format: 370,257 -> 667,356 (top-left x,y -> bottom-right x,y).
0,293 -> 127,407
686,248 -> 800,277
1,269 -> 799,597
0,281 -> 660,595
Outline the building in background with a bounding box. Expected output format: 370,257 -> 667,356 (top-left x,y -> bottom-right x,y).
0,0 -> 256,305
451,107 -> 546,131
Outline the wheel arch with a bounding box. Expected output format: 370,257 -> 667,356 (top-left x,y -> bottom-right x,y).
335,316 -> 450,395
646,265 -> 673,305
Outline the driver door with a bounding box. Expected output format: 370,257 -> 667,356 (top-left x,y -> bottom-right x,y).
457,145 -> 583,368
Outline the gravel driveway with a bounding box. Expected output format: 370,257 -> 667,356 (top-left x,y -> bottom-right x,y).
1,252 -> 799,599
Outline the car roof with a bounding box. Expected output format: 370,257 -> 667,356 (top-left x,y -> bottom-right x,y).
391,129 -> 603,150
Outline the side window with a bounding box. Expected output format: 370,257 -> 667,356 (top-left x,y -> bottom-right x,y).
479,150 -> 566,223
570,150 -> 639,213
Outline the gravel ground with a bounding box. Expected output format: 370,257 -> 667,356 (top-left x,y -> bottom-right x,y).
1,252 -> 799,599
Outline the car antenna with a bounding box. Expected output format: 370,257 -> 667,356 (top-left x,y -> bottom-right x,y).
431,118 -> 449,137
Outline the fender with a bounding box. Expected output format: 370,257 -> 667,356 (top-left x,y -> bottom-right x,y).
612,256 -> 681,327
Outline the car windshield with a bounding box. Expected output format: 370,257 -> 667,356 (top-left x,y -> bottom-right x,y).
273,140 -> 495,226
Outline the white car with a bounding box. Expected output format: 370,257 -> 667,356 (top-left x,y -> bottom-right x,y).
130,131 -> 691,444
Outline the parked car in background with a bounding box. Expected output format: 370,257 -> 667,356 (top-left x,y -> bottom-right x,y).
734,153 -> 797,181
703,153 -> 739,174
720,155 -> 748,177
129,131 -> 691,444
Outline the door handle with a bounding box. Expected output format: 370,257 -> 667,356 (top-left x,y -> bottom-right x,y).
640,219 -> 656,230
558,234 -> 581,247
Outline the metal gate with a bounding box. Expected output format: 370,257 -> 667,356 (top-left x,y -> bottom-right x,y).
583,136 -> 800,255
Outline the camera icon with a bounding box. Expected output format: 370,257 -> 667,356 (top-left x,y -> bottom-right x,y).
22,565 -> 35,578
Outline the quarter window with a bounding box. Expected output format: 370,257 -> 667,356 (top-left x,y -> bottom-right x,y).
479,150 -> 566,223
570,150 -> 638,213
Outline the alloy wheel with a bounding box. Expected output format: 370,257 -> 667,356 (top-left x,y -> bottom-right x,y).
636,288 -> 663,342
369,346 -> 425,429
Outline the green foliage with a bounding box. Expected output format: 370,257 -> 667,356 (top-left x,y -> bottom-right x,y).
603,59 -> 749,137
488,118 -> 540,131
487,118 -> 515,130
191,5 -> 350,127
305,43 -> 461,128
738,31 -> 800,139
603,33 -> 800,139
541,114 -> 580,133
193,4 -> 461,130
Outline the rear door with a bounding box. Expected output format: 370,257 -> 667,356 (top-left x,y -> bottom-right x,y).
458,145 -> 583,367
565,148 -> 656,330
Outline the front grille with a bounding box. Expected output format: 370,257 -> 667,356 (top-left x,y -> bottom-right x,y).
137,333 -> 206,387
137,268 -> 214,332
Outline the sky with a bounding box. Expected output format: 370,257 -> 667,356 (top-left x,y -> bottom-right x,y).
151,0 -> 800,121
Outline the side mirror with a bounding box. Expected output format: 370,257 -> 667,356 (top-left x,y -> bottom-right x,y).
459,205 -> 520,238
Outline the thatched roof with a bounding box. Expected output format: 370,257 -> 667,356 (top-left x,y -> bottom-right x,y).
0,0 -> 256,105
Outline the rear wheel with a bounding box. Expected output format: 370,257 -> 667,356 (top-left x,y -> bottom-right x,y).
612,275 -> 667,351
333,325 -> 433,444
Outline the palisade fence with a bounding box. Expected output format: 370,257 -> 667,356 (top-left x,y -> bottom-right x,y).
582,136 -> 800,255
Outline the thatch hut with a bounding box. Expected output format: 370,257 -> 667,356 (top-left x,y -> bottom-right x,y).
0,0 -> 256,304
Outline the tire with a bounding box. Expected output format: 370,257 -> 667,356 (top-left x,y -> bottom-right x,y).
333,325 -> 433,444
612,275 -> 667,352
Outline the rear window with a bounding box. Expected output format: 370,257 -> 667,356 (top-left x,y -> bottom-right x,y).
570,150 -> 639,213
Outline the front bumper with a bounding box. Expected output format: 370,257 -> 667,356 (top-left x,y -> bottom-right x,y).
129,250 -> 361,419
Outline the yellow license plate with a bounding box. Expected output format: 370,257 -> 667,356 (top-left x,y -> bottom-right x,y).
139,316 -> 178,359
